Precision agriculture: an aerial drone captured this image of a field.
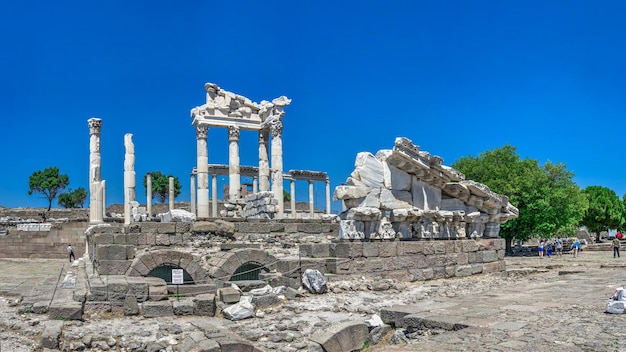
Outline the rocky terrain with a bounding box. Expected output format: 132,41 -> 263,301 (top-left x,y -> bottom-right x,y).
2,251 -> 625,351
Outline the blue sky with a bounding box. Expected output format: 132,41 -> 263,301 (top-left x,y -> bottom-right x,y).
1,1 -> 625,212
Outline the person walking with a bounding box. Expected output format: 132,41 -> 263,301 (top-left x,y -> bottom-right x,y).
538,239 -> 544,258
546,239 -> 553,257
612,237 -> 621,258
67,244 -> 75,262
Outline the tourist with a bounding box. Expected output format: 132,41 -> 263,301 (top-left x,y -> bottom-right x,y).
555,236 -> 563,258
571,238 -> 580,258
612,237 -> 621,258
538,239 -> 544,258
67,244 -> 75,262
618,231 -> 624,240
546,238 -> 553,257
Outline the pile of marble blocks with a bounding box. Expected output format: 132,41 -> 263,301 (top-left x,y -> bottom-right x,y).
243,192 -> 278,219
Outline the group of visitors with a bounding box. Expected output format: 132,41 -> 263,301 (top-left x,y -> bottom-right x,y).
537,233 -> 623,258
537,237 -> 577,258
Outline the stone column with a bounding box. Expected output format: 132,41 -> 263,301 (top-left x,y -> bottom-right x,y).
308,180 -> 314,216
190,172 -> 196,215
290,179 -> 296,219
211,174 -> 218,218
258,129 -> 270,192
88,118 -> 104,224
270,119 -> 284,218
228,125 -> 241,202
101,180 -> 107,220
196,125 -> 209,218
252,176 -> 258,194
123,133 -> 136,225
169,176 -> 174,211
146,172 -> 152,217
325,179 -> 331,215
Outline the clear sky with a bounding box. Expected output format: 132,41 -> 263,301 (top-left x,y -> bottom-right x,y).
1,1 -> 625,213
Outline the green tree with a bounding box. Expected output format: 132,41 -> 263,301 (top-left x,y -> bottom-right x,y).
58,187 -> 88,208
28,167 -> 70,211
581,186 -> 625,243
143,171 -> 181,203
452,145 -> 588,254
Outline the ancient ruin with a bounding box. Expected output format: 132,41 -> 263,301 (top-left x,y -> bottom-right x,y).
0,83 -> 523,352
335,137 -> 519,240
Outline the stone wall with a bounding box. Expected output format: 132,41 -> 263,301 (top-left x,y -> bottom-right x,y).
0,221 -> 88,259
296,239 -> 505,282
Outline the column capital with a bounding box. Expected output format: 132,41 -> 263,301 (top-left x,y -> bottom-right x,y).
269,119 -> 283,138
228,125 -> 240,141
88,118 -> 102,135
196,125 -> 208,139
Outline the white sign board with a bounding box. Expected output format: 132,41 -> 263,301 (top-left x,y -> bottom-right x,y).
171,269 -> 184,284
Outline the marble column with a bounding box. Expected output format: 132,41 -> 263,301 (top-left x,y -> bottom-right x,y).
270,119 -> 284,218
88,118 -> 104,224
169,176 -> 174,211
101,180 -> 107,220
123,133 -> 136,225
228,125 -> 241,202
146,173 -> 152,217
211,174 -> 218,218
308,180 -> 314,216
252,176 -> 258,194
190,173 -> 196,215
290,179 -> 296,219
258,129 -> 270,192
196,125 -> 209,218
325,179 -> 331,215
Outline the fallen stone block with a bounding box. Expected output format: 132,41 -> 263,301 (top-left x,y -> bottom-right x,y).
123,294 -> 139,316
217,287 -> 241,303
309,320 -> 369,352
251,293 -> 282,308
142,301 -> 173,318
173,299 -> 194,315
380,305 -> 426,328
41,320 -> 64,349
193,293 -> 216,316
32,301 -> 49,314
48,300 -> 83,320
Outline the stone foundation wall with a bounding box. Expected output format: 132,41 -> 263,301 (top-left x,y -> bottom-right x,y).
0,221 -> 88,258
296,239 -> 505,282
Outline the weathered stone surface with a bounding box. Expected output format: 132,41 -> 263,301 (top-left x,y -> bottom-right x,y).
302,269 -> 327,294
41,320 -> 64,349
299,243 -> 331,258
217,287 -> 241,303
172,299 -> 194,315
309,320 -> 369,352
48,300 -> 83,320
32,301 -> 49,314
251,293 -> 282,308
380,305 -> 428,327
97,260 -> 132,275
123,293 -> 139,316
332,242 -> 363,258
193,294 -> 216,316
96,244 -> 129,260
142,301 -> 173,317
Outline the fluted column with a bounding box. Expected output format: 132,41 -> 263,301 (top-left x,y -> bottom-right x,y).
190,172 -> 196,215
211,174 -> 218,217
123,133 -> 136,225
228,125 -> 241,202
308,180 -> 314,216
169,176 -> 174,211
146,173 -> 152,217
258,129 -> 270,192
290,179 -> 296,219
88,118 -> 104,224
196,125 -> 209,218
325,179 -> 331,215
270,119 -> 284,218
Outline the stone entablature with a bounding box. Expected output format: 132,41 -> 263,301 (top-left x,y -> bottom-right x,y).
191,83 -> 291,131
334,137 -> 519,240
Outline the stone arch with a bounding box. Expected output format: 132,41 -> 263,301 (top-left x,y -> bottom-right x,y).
206,248 -> 278,282
128,249 -> 209,284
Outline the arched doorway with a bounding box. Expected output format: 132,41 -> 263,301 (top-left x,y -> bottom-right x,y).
230,261 -> 269,281
147,263 -> 194,285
